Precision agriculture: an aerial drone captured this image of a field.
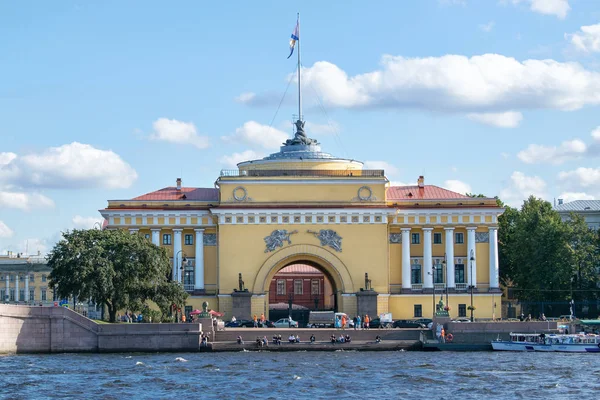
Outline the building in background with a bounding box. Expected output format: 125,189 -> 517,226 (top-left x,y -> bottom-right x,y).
555,200 -> 600,230
0,252 -> 52,306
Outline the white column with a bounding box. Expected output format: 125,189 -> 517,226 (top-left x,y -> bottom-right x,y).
5,275 -> 9,302
15,274 -> 19,302
423,228 -> 433,289
25,274 -> 29,304
489,227 -> 499,289
445,228 -> 455,288
151,229 -> 161,246
467,227 -> 477,288
173,229 -> 183,282
401,228 -> 411,290
194,229 -> 205,290
128,228 -> 139,235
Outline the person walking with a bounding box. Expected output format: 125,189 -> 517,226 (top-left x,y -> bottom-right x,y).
341,314 -> 347,330
253,314 -> 258,328
356,315 -> 362,330
364,314 -> 370,330
441,326 -> 446,343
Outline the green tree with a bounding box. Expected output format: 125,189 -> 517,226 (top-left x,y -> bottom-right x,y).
48,229 -> 188,322
565,213 -> 600,301
504,196 -> 573,302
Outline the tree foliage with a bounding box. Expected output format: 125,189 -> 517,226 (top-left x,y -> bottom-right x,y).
498,196 -> 600,302
48,229 -> 188,322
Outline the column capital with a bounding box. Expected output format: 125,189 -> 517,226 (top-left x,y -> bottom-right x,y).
422,227 -> 434,232
444,227 -> 455,231
194,228 -> 205,233
401,227 -> 411,232
487,226 -> 499,231
151,228 -> 161,232
128,228 -> 139,233
173,228 -> 183,233
466,226 -> 477,231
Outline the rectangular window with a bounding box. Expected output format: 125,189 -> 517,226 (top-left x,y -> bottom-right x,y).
41,289 -> 47,301
433,264 -> 444,283
411,233 -> 420,244
41,275 -> 47,282
184,234 -> 193,245
183,265 -> 195,288
411,263 -> 422,284
29,274 -> 35,282
19,289 -> 25,302
10,274 -> 14,282
29,289 -> 35,301
10,289 -> 15,301
455,232 -> 464,244
414,304 -> 422,318
294,279 -> 303,295
455,264 -> 465,284
163,234 -> 172,245
0,289 -> 5,302
277,280 -> 286,295
311,279 -> 320,295
458,304 -> 467,317
185,305 -> 192,318
433,233 -> 442,244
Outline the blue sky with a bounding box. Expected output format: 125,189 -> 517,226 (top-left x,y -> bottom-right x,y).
1,0 -> 600,255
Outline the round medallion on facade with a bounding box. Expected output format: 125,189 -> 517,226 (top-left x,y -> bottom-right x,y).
233,186 -> 248,201
358,186 -> 372,201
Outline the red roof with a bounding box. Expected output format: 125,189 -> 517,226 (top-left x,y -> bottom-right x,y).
387,185 -> 469,201
132,187 -> 219,202
277,264 -> 323,274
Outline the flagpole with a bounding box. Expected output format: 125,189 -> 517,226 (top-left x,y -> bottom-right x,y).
297,12 -> 302,121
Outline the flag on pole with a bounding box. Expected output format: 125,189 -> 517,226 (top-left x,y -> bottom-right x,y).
287,19 -> 299,59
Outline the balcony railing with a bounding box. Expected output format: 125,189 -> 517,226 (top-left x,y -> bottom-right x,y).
411,284 -> 423,291
434,283 -> 445,290
219,169 -> 385,178
184,284 -> 195,292
455,283 -> 467,291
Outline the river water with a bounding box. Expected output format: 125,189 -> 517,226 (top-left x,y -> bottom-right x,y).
1,351 -> 598,399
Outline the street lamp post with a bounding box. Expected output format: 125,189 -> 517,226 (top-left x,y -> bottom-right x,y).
175,250 -> 187,283
429,266 -> 437,317
442,253 -> 448,310
469,249 -> 475,322
287,293 -> 294,327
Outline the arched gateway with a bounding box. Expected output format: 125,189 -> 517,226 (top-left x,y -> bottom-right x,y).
252,244 -> 354,295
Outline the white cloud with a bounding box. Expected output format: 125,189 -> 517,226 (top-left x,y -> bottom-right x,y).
557,192 -> 595,204
235,92 -> 256,103
150,118 -> 209,149
0,152 -> 17,166
219,150 -> 265,168
388,180 -> 411,187
0,221 -> 14,238
467,111 -> 523,128
517,126 -> 600,165
0,142 -> 137,189
518,139 -> 587,164
479,21 -> 495,33
500,171 -> 547,207
241,54 -> 600,124
444,179 -> 472,195
363,161 -> 399,176
72,215 -> 104,230
0,191 -> 54,211
558,167 -> 600,189
567,23 -> 600,53
305,121 -> 341,135
222,121 -> 288,150
506,0 -> 570,19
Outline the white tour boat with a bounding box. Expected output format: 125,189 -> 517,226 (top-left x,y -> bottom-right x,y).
492,333 -> 600,353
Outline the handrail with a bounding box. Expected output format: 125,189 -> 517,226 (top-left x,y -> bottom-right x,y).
220,169 -> 385,178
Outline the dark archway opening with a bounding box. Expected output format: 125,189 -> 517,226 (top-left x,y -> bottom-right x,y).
268,261 -> 337,326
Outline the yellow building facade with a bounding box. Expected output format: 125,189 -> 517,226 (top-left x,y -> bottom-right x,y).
100,126 -> 503,321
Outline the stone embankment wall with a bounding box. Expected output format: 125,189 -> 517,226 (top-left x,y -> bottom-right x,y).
214,328 -> 422,342
445,321 -> 558,344
0,304 -> 203,354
